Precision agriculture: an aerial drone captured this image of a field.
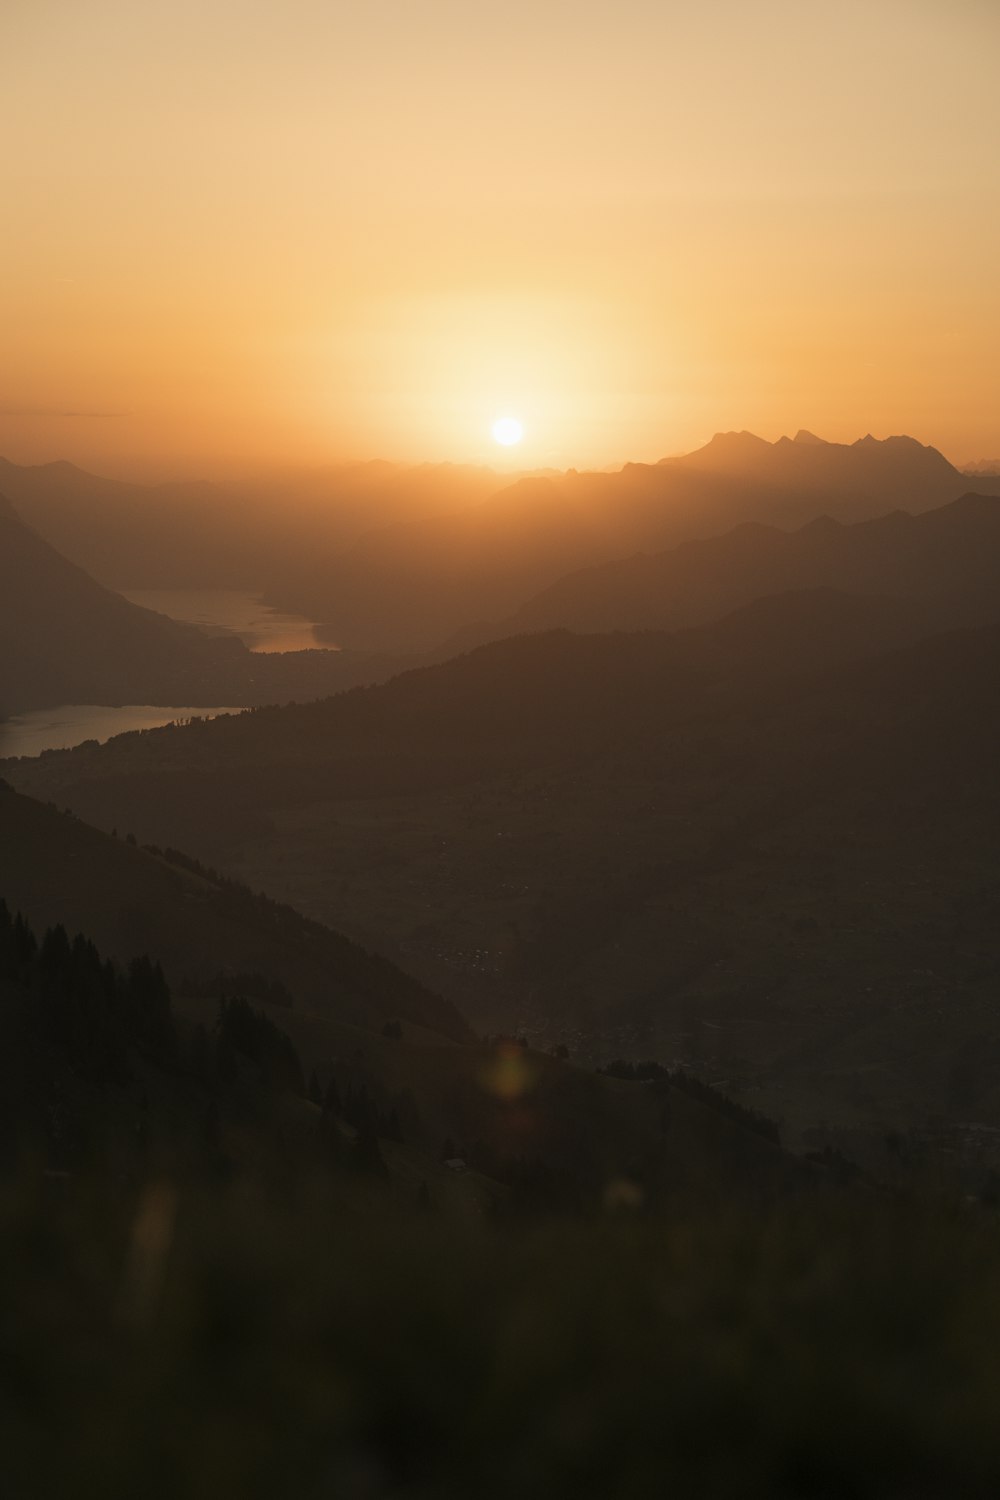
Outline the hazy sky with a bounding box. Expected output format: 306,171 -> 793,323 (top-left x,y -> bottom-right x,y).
2,0 -> 998,476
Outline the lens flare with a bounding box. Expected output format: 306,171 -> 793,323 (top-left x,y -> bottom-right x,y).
481,1042 -> 536,1101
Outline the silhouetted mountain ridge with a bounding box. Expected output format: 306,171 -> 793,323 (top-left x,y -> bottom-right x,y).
503,491 -> 1000,637
0,780 -> 469,1040
262,430 -> 1000,651
663,429 -> 966,499
6,431 -> 993,656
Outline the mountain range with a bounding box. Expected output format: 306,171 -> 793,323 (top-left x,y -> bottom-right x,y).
7,431 -> 993,660
261,430 -> 1000,651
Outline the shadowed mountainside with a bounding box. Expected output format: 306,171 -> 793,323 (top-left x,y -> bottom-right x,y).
0,495 -> 411,715
0,782 -> 804,1209
0,779 -> 469,1041
502,491 -> 1000,637
7,608 -> 1000,1152
3,587 -> 939,810
0,493 -> 245,713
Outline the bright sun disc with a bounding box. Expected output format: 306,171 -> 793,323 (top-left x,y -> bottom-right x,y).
492,415 -> 524,446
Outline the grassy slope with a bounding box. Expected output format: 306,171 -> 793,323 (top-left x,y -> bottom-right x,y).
6,1176 -> 1000,1499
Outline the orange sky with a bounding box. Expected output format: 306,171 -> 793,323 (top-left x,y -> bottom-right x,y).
2,0 -> 998,478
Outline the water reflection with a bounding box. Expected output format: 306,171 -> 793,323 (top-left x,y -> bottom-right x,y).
121,589 -> 325,654
0,704 -> 241,760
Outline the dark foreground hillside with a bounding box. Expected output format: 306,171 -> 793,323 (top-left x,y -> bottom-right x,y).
3,899 -> 1000,1499
6,1173 -> 1000,1499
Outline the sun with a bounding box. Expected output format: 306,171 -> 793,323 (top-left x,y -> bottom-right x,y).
491,415 -> 524,446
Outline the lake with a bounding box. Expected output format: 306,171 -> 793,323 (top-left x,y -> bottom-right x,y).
0,592 -> 320,760
121,588 -> 327,654
0,704 -> 243,761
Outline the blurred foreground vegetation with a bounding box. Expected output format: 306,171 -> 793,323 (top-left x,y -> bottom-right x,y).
4,1172 -> 1000,1499
4,900 -> 1000,1497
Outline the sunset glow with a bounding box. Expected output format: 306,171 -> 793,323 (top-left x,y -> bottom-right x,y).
2,0 -> 998,478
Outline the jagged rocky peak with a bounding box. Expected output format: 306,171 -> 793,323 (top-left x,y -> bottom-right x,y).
798,512 -> 842,535
853,433 -> 925,450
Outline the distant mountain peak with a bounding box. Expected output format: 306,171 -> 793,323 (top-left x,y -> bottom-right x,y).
680,431 -> 773,466
793,429 -> 827,445
852,433 -> 926,452
949,491 -> 1000,516
705,429 -> 771,449
799,513 -> 843,535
